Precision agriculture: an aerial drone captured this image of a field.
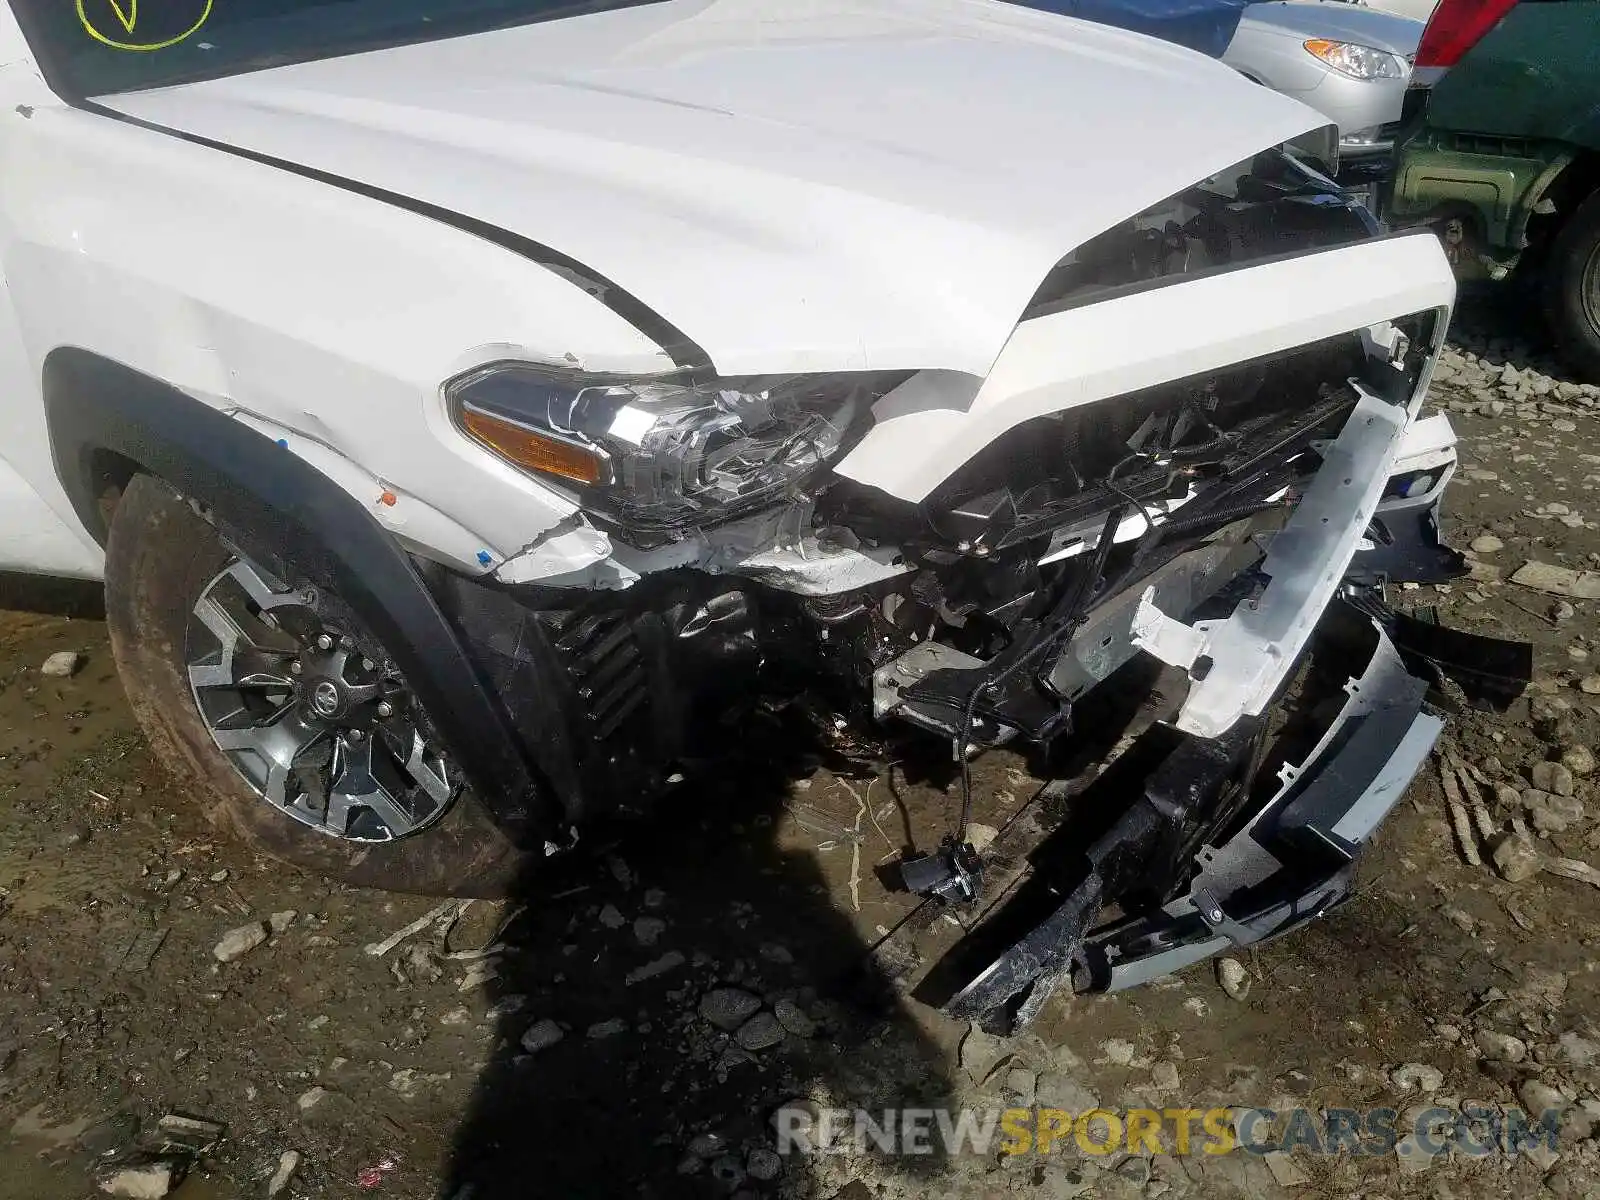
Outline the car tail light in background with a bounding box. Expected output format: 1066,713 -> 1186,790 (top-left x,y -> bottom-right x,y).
1416,0 -> 1518,70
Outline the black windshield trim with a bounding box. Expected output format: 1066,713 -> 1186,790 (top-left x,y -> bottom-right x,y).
12,0 -> 668,98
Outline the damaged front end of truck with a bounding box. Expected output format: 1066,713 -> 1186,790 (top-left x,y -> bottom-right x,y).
437,148 -> 1530,1031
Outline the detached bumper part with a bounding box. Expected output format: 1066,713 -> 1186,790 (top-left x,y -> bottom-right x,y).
933,603 -> 1530,1031
1082,620 -> 1440,993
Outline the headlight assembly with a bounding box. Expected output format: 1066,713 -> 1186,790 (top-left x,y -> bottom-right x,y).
448,365 -> 901,535
1303,39 -> 1408,81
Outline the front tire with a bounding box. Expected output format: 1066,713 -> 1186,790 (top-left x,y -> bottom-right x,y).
105,474 -> 524,896
1545,189 -> 1600,384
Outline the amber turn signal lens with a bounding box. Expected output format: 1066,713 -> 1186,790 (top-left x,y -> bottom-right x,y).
461,408 -> 609,486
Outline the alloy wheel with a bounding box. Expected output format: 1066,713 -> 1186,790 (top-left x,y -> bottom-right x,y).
184,558 -> 457,842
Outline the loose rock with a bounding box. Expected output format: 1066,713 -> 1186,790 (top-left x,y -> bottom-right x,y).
1562,744 -> 1596,777
395,942 -> 443,986
41,651 -> 82,678
1475,1029 -> 1527,1062
773,998 -> 815,1037
521,1019 -> 564,1054
1391,1063 -> 1445,1093
632,916 -> 666,946
1263,1151 -> 1310,1187
389,1068 -> 450,1099
586,1018 -> 628,1040
96,1160 -> 176,1199
625,951 -> 686,986
1558,1031 -> 1599,1068
699,987 -> 762,1031
295,1087 -> 329,1115
1493,832 -> 1541,882
960,1025 -> 1008,1083
1470,534 -> 1505,554
746,1147 -> 782,1181
1037,1072 -> 1099,1112
735,1012 -> 785,1051
1217,957 -> 1250,1001
1512,561 -> 1600,599
1521,1077 -> 1566,1113
1532,760 -> 1577,797
212,922 -> 268,963
1530,792 -> 1585,834
266,1150 -> 301,1198
1005,1067 -> 1038,1104
267,910 -> 297,935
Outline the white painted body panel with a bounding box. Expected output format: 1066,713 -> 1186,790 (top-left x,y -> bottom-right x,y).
99,0 -> 1327,379
0,0 -> 1341,585
0,457 -> 102,577
0,58 -> 666,577
0,234 -> 101,576
835,232 -> 1456,502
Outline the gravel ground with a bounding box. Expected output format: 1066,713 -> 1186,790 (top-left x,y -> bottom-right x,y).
4,291 -> 1600,1199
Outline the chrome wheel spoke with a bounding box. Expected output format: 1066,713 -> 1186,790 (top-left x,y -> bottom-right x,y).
211,705 -> 327,764
224,559 -> 302,614
401,729 -> 453,805
327,735 -> 416,839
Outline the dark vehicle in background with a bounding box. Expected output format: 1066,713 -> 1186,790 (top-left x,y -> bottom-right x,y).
1390,0 -> 1600,379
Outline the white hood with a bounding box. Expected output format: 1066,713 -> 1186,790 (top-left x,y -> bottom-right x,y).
101,0 -> 1326,377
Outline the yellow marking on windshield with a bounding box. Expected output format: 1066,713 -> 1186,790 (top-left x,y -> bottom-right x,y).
77,0 -> 213,51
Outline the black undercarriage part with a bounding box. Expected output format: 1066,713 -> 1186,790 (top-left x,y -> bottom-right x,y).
938,716 -> 1263,1032
898,838 -> 984,903
890,597 -> 1532,1034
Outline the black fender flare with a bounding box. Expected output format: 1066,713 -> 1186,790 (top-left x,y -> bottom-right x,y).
42,347 -> 555,840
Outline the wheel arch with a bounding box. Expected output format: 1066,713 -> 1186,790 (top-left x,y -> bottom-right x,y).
1522,150 -> 1600,265
42,347 -> 555,841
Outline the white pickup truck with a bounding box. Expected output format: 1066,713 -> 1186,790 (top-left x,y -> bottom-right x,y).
0,0 -> 1521,1028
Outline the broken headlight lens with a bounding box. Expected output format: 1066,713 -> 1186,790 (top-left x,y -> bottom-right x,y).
449,365 -> 895,532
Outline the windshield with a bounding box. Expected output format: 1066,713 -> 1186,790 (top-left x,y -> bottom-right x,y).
12,0 -> 665,97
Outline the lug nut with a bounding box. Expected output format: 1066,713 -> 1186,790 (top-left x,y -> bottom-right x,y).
315,633 -> 334,651
289,661 -> 303,675
376,701 -> 393,719
362,658 -> 376,672
348,729 -> 365,742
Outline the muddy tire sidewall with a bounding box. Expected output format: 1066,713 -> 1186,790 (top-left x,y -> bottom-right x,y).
104,475 -> 523,897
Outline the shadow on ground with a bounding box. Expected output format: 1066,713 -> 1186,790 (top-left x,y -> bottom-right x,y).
0,572 -> 105,621
438,707 -> 959,1199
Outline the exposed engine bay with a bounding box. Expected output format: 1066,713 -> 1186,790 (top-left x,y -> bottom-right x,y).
430,153 -> 1531,1030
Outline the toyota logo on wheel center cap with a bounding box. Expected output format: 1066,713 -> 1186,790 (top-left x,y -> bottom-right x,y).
310,680 -> 342,718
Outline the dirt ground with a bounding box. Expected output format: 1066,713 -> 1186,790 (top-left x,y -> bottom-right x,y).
4,291 -> 1600,1200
